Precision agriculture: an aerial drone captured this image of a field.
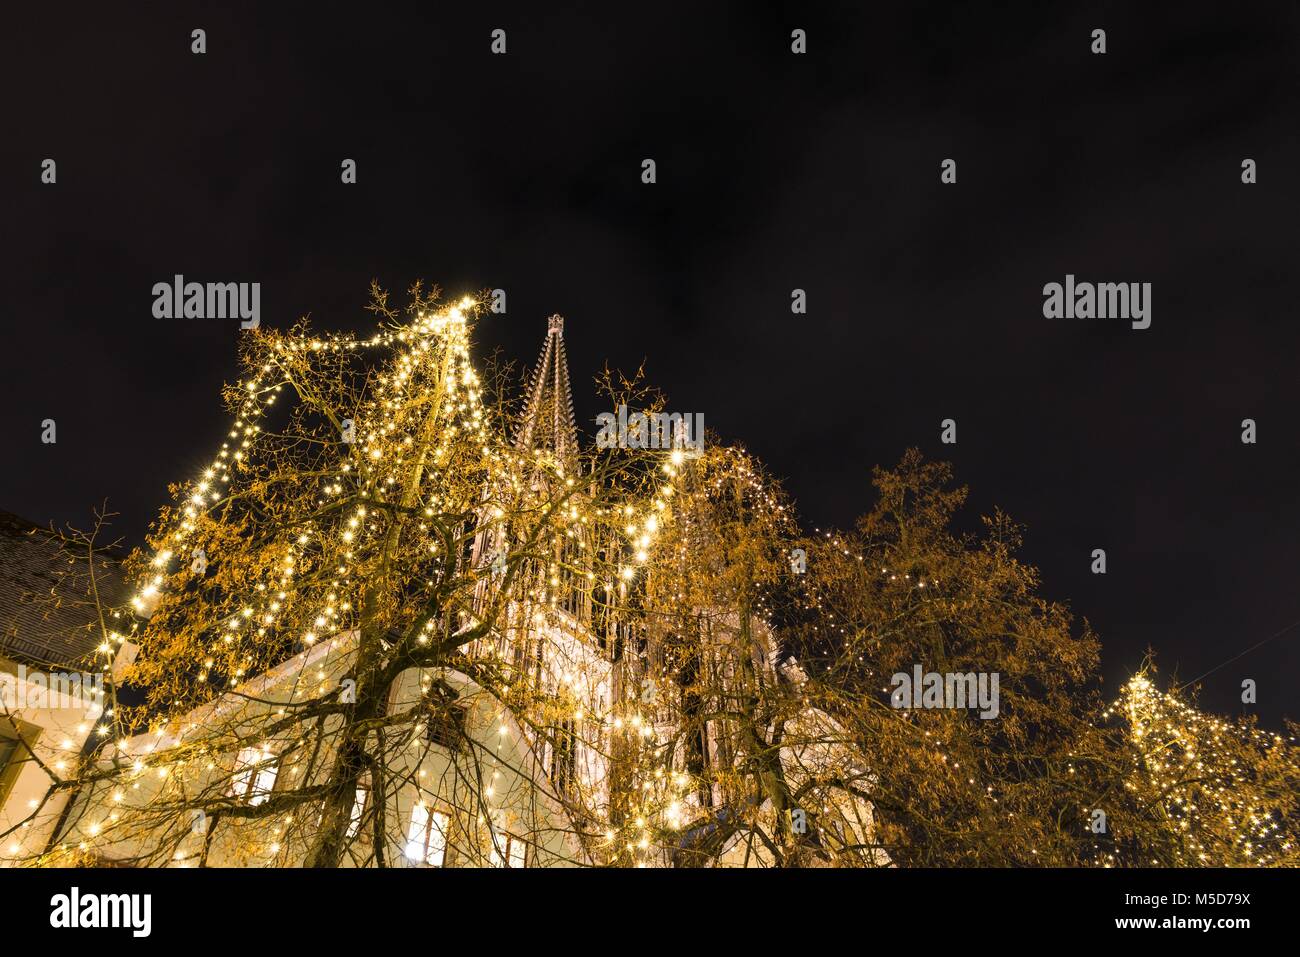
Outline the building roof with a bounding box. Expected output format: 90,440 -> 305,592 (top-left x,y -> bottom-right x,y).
0,511 -> 129,670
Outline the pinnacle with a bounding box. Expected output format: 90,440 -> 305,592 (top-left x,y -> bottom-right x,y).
516,315 -> 579,463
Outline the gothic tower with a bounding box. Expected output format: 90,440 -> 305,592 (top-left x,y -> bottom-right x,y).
515,314 -> 579,467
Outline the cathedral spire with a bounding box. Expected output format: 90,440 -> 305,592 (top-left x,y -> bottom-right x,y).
516,314 -> 579,464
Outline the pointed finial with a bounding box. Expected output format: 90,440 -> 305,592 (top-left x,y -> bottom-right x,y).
548,314 -> 564,336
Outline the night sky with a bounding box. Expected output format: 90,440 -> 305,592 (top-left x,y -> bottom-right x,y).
4,3 -> 1298,725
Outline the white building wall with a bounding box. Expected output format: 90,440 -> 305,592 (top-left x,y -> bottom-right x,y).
0,657 -> 104,861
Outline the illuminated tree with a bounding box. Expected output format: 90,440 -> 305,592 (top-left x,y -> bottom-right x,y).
635,446 -> 888,866
18,284 -> 688,867
774,451 -> 1300,867
1089,670 -> 1300,866
779,451 -> 1110,865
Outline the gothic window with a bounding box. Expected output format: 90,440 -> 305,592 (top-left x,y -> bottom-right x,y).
405,804 -> 449,866
0,721 -> 26,807
0,734 -> 16,776
457,516 -> 479,575
231,745 -> 278,806
424,685 -> 467,753
346,786 -> 369,840
490,830 -> 528,868
552,717 -> 576,792
591,548 -> 610,650
558,533 -> 584,619
511,627 -> 532,672
677,653 -> 712,806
